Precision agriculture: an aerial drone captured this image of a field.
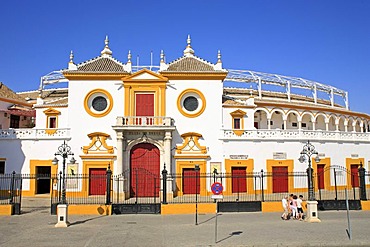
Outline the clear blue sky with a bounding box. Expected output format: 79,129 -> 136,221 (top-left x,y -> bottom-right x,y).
0,1 -> 369,114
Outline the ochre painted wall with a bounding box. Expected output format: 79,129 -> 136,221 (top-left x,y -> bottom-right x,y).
161,203 -> 216,215
65,205 -> 111,215
0,205 -> 12,215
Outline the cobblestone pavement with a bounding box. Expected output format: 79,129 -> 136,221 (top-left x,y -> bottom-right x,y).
1,209 -> 369,246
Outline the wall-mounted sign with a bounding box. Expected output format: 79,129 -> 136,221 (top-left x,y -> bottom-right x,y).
210,162 -> 221,174
66,163 -> 78,189
229,155 -> 248,160
273,152 -> 287,160
351,154 -> 359,158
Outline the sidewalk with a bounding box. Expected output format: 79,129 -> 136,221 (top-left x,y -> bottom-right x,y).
0,210 -> 369,246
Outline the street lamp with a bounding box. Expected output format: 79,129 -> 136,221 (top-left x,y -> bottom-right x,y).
52,140 -> 75,227
299,140 -> 320,201
194,164 -> 200,225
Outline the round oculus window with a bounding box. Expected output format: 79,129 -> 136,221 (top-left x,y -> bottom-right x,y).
84,89 -> 113,117
183,96 -> 199,112
92,96 -> 107,112
177,89 -> 206,118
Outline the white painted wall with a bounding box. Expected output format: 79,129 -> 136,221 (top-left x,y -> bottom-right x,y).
166,79 -> 224,172
66,79 -> 124,173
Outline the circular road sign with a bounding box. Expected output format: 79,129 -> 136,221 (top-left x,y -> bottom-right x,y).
211,182 -> 223,195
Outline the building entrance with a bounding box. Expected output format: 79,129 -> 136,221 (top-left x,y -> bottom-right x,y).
130,143 -> 160,197
36,166 -> 51,194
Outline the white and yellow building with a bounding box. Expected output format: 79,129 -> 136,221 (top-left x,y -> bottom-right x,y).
0,36 -> 369,202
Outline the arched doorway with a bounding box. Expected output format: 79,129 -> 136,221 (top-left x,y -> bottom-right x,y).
130,143 -> 160,197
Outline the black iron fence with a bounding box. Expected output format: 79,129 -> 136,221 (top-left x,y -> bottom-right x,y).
0,172 -> 21,205
1,165 -> 368,209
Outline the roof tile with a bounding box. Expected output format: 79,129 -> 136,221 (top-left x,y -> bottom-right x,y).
165,56 -> 216,72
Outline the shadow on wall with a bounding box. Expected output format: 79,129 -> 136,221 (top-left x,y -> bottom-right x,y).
0,139 -> 25,173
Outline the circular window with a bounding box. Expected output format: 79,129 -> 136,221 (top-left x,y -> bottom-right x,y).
177,89 -> 206,118
84,89 -> 113,117
92,96 -> 108,112
183,96 -> 199,112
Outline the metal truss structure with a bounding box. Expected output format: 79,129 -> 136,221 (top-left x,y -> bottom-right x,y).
39,67 -> 349,110
38,71 -> 69,91
226,69 -> 349,110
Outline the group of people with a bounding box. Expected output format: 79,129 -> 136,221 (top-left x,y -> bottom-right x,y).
281,194 -> 304,221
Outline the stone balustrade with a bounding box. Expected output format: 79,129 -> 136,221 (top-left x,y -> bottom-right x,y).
0,128 -> 71,140
221,129 -> 370,142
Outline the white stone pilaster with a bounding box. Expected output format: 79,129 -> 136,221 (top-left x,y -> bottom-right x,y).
115,132 -> 124,176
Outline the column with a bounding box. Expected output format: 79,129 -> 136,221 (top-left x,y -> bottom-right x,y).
114,132 -> 126,199
325,120 -> 329,131
163,131 -> 173,197
115,132 -> 124,175
164,131 -> 172,172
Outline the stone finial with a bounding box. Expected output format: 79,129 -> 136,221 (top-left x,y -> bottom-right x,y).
183,34 -> 194,57
214,50 -> 223,70
160,50 -> 165,63
159,50 -> 169,70
217,50 -> 222,63
101,35 -> 112,57
69,50 -> 74,63
127,50 -> 132,63
68,50 -> 77,70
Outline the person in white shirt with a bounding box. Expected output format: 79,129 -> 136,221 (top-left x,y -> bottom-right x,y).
281,195 -> 289,220
291,195 -> 298,219
297,195 -> 304,220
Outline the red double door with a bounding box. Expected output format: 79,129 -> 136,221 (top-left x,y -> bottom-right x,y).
136,94 -> 154,125
272,166 -> 288,193
89,168 -> 106,195
317,164 -> 325,190
130,143 -> 160,197
182,169 -> 200,194
232,167 -> 247,193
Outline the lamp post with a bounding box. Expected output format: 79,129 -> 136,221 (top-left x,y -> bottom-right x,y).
299,140 -> 321,223
52,140 -> 75,227
194,164 -> 200,225
299,140 -> 320,201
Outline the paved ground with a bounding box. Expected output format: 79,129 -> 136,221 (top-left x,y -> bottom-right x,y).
1,207 -> 370,246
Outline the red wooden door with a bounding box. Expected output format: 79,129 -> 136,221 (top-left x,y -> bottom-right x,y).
135,94 -> 154,125
272,166 -> 288,193
89,168 -> 106,195
351,165 -> 359,187
130,143 -> 160,197
232,167 -> 247,193
182,168 -> 200,194
317,164 -> 325,189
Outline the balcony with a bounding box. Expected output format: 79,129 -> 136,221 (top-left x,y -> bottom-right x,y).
113,116 -> 175,131
0,128 -> 71,140
221,129 -> 370,143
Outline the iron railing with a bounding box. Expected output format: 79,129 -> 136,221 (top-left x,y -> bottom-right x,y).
1,165 -> 367,208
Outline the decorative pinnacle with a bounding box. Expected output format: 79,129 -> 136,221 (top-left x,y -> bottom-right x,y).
101,35 -> 112,56
127,50 -> 132,63
217,50 -> 221,63
69,50 -> 74,63
183,34 -> 194,57
160,50 -> 164,62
